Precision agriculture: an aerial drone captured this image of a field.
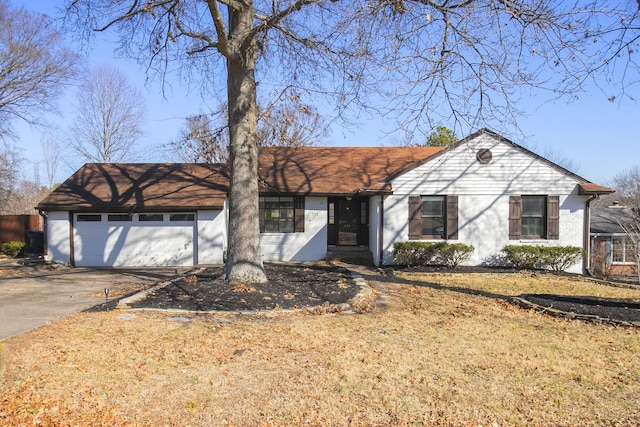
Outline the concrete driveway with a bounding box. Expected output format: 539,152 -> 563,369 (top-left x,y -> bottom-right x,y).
0,259 -> 189,340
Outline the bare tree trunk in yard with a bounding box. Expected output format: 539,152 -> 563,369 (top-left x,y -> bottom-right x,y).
224,5 -> 267,284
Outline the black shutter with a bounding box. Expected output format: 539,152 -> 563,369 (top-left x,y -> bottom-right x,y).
408,196 -> 422,239
509,196 -> 522,240
548,196 -> 559,240
294,196 -> 305,232
446,195 -> 458,240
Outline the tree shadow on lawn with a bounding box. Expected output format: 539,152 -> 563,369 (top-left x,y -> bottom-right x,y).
359,268 -> 640,326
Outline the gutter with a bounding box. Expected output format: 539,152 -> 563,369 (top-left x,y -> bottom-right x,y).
583,194 -> 599,276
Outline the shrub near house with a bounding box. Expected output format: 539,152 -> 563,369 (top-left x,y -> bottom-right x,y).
502,245 -> 584,272
393,241 -> 474,268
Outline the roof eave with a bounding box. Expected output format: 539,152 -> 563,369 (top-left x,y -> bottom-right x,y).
37,204 -> 226,212
578,183 -> 615,196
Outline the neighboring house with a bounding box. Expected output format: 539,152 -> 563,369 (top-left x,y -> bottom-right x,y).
37,129 -> 612,273
590,205 -> 639,278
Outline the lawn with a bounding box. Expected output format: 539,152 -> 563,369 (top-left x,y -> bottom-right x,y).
1,269 -> 639,426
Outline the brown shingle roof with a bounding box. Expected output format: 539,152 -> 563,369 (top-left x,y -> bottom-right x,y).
38,163 -> 229,211
38,141 -> 610,211
38,146 -> 446,211
258,146 -> 444,195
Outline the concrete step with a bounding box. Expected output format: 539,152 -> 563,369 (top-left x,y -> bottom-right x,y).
326,247 -> 374,266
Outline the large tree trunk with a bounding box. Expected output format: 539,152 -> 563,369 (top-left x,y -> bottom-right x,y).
224,4 -> 267,284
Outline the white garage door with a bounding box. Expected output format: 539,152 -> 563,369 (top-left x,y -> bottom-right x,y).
73,213 -> 196,267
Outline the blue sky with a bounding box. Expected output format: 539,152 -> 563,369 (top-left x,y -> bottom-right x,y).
10,1 -> 640,187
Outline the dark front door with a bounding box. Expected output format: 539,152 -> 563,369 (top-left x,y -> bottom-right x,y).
328,197 -> 369,246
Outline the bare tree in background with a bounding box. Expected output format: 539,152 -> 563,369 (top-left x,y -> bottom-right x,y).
2,179 -> 49,215
258,90 -> 326,148
41,131 -> 61,189
0,145 -> 20,212
67,65 -> 146,163
612,166 -> 640,206
171,107 -> 228,164
619,208 -> 640,283
64,0 -> 640,283
593,166 -> 640,207
0,0 -> 77,139
171,90 -> 326,164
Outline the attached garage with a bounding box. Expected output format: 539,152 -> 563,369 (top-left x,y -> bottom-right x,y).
38,163 -> 229,267
73,212 -> 197,267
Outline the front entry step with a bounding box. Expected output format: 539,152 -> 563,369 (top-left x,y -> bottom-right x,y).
326,247 -> 374,266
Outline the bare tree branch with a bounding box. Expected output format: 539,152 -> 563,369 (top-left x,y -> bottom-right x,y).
0,1 -> 77,138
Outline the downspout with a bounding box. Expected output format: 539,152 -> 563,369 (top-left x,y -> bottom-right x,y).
38,210 -> 48,259
583,194 -> 598,276
69,212 -> 75,267
378,195 -> 386,266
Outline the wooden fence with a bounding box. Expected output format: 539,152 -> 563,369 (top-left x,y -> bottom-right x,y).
0,214 -> 41,244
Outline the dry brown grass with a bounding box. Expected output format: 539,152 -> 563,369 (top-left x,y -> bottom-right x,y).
1,271 -> 639,426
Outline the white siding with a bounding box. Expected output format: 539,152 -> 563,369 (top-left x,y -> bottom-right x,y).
197,209 -> 226,265
260,197 -> 327,262
45,211 -> 71,264
383,133 -> 589,273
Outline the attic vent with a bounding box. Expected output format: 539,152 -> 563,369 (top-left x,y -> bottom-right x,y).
476,148 -> 492,164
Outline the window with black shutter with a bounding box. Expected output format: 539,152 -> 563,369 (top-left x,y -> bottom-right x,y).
509,195 -> 559,240
408,195 -> 458,240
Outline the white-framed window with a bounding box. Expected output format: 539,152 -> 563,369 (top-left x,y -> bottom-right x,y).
421,196 -> 446,239
521,196 -> 546,238
611,237 -> 636,264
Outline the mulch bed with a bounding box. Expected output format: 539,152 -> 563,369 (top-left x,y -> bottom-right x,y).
128,263 -> 360,312
512,294 -> 640,326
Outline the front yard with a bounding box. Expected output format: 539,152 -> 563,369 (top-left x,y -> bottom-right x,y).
1,269 -> 639,426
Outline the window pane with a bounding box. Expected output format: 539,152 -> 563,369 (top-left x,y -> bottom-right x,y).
361,201 -> 368,225
77,214 -> 101,222
265,208 -> 279,219
328,202 -> 335,225
422,217 -> 445,237
264,219 -> 279,232
522,197 -> 545,216
170,213 -> 195,221
522,218 -> 544,237
279,219 -> 294,233
422,197 -> 444,216
625,240 -> 636,263
612,238 -> 624,263
139,214 -> 164,222
108,214 -> 132,222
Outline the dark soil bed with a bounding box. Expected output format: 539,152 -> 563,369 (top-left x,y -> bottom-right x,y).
515,294 -> 640,324
128,263 -> 359,312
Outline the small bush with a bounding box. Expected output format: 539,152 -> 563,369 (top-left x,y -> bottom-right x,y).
540,246 -> 584,272
502,245 -> 584,272
502,245 -> 544,269
2,241 -> 26,258
393,241 -> 474,269
435,243 -> 475,268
